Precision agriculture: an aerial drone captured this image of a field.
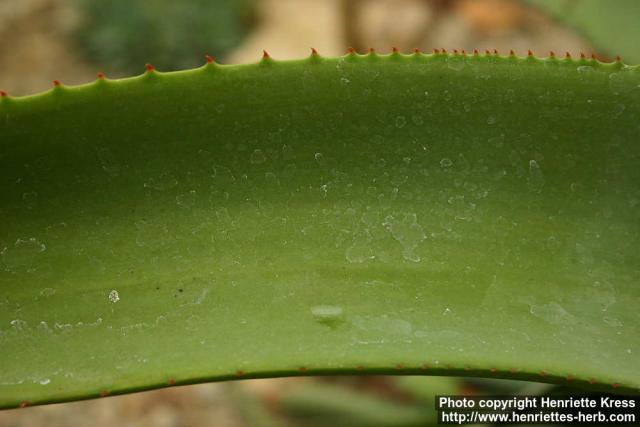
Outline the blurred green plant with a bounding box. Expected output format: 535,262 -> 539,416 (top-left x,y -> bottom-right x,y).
73,0 -> 255,75
523,0 -> 640,63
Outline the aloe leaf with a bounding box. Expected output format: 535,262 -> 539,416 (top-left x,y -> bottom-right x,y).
0,51 -> 639,408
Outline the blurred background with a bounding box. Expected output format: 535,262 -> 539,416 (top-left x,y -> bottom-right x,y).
1,0 -> 638,97
0,0 -> 635,425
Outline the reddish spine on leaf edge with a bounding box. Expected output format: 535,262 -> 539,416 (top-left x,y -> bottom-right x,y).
145,63 -> 155,72
53,80 -> 61,87
205,54 -> 215,64
96,72 -> 105,79
0,90 -> 7,97
262,50 -> 270,60
310,47 -> 318,56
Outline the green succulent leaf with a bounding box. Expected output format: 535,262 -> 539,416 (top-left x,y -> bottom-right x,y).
1,51 -> 639,408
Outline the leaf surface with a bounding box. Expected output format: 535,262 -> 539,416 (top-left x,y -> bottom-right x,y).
1,52 -> 639,407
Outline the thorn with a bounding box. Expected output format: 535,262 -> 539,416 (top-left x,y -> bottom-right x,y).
493,48 -> 499,55
347,47 -> 356,54
145,63 -> 155,72
368,47 -> 375,54
96,72 -> 105,79
441,48 -> 448,54
453,49 -> 459,55
19,401 -> 29,408
612,383 -> 620,389
298,367 -> 307,373
485,49 -> 491,55
591,53 -> 597,61
565,51 -> 571,59
615,55 -> 622,63
167,378 -> 176,385
539,370 -> 546,377
99,389 -> 109,397
509,49 -> 515,56
589,378 -> 596,385
392,46 -> 399,54
527,49 -> 533,57
236,370 -> 246,376
461,49 -> 466,55
356,365 -> 365,370
0,90 -> 7,97
510,368 -> 518,374
395,363 -> 403,369
580,52 -> 586,59
473,48 -> 479,55
490,368 -> 497,373
433,48 -> 440,54
262,50 -> 270,60
549,51 -> 556,58
205,54 -> 215,64
310,47 -> 318,56
53,80 -> 61,87
412,48 -> 421,54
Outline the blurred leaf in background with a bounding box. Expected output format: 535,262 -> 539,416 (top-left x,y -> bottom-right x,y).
73,0 -> 256,75
523,0 -> 640,63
